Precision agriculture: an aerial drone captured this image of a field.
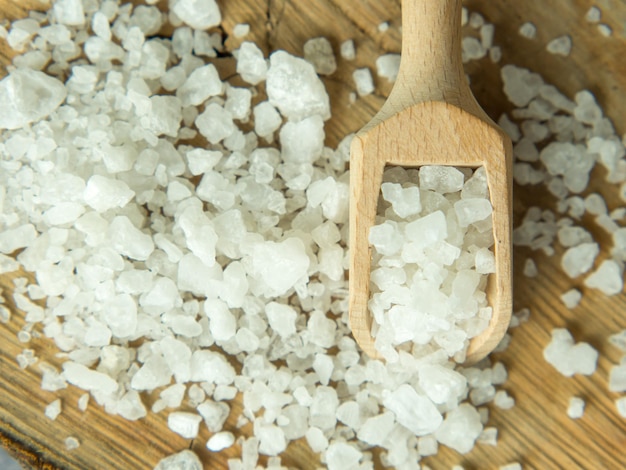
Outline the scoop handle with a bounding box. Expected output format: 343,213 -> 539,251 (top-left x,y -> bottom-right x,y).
379,0 -> 486,120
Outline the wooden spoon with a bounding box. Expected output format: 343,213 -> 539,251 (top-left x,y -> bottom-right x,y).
349,0 -> 513,365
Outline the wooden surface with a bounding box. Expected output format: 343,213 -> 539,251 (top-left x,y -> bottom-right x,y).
1,0 -> 626,469
348,0 -> 513,363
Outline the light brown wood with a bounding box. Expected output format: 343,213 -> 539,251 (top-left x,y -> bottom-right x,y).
349,0 -> 513,363
1,1 -> 626,470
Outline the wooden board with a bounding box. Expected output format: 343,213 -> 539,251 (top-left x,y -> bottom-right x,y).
1,0 -> 626,469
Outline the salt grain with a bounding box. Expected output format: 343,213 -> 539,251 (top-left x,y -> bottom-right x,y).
45,399 -> 62,420
546,35 -> 572,56
353,68 -> 375,96
340,40 -> 356,61
567,397 -> 585,419
518,22 -> 536,39
560,289 -> 582,309
543,329 -> 598,377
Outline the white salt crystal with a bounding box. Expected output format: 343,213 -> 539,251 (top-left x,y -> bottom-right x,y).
207,431 -> 235,451
78,394 -> 89,412
62,362 -> 118,394
381,182 -> 421,218
383,384 -> 442,436
477,427 -> 498,446
547,35 -> 572,56
376,54 -> 401,82
353,68 -> 375,96
418,364 -> 467,405
584,260 -> 623,296
567,397 -> 585,419
237,42 -> 268,85
172,0 -> 221,30
325,442 -> 362,470
254,102 -> 282,139
196,103 -> 235,144
454,199 -> 492,227
417,436 -> 438,456
0,69 -> 67,130
493,390 -> 515,409
168,412 -> 202,439
586,6 -> 601,23
0,224 -> 38,254
266,51 -> 330,120
256,424 -> 287,456
609,363 -> 626,392
233,23 -> 250,38
501,65 -> 543,107
177,64 -> 223,106
475,248 -> 496,274
616,397 -> 626,418
420,166 -> 464,193
561,242 -> 599,278
247,238 -> 310,296
304,37 -> 337,75
264,302 -> 297,338
313,354 -> 334,386
609,330 -> 626,352
560,289 -> 582,309
53,0 -> 85,26
197,400 -> 229,432
131,355 -> 172,390
83,175 -> 135,213
434,404 -> 483,454
405,211 -> 447,247
469,12 -> 484,28
340,39 -> 356,60
305,427 -> 329,453
61,436 -> 79,452
154,450 -> 202,470
558,225 -> 592,247
598,24 -> 612,37
480,24 -> 495,49
462,37 -> 486,61
500,464 -> 522,470
543,328 -> 598,377
45,399 -> 62,420
518,22 -> 536,39
523,258 -> 538,277
280,115 -> 324,163
109,216 -> 155,261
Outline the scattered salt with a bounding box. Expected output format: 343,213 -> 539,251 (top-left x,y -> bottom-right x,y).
353,68 -> 375,96
543,329 -> 598,377
546,35 -> 572,56
567,397 -> 585,419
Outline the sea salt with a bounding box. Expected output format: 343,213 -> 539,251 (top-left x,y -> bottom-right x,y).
64,437 -> 80,451
154,450 -> 202,470
233,23 -> 250,38
340,40 -> 356,60
518,22 -> 536,39
207,431 -> 235,451
543,329 -> 598,377
584,260 -> 623,296
45,399 -> 62,420
560,289 -> 582,309
303,37 -> 337,75
168,412 -> 202,439
609,363 -> 626,392
546,35 -> 572,56
586,6 -> 601,23
567,397 -> 585,419
353,68 -> 375,96
376,54 -> 401,82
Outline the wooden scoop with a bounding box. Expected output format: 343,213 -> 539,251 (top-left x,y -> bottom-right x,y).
349,0 -> 512,364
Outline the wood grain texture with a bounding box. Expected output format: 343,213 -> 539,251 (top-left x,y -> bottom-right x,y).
1,0 -> 626,469
348,0 -> 513,363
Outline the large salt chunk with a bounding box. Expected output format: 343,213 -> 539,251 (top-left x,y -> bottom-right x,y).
247,238 -> 310,296
190,350 -> 235,385
131,355 -> 172,390
53,0 -> 85,26
454,198 -> 493,227
325,442 -> 362,470
266,51 -> 330,121
168,412 -> 202,439
540,142 -> 594,193
204,298 -> 236,342
543,328 -> 598,377
0,224 -> 37,254
236,42 -> 268,85
103,294 -> 137,338
177,64 -> 223,106
84,175 -> 135,212
154,450 -> 202,470
383,384 -> 442,436
149,96 -> 182,137
418,364 -> 467,405
254,102 -> 282,139
381,182 -> 421,218
405,211 -> 447,247
177,204 -> 218,266
108,216 -> 154,261
434,404 -> 483,454
303,37 -> 337,75
561,242 -> 599,278
501,65 -> 544,107
265,302 -> 297,338
196,103 -> 235,144
256,424 -> 287,456
419,166 -> 464,193
207,432 -> 235,451
280,115 -> 325,163
353,68 -> 374,96
172,0 -> 221,30
62,362 -> 118,394
584,260 -> 623,296
0,69 -> 67,129
357,412 -> 395,446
